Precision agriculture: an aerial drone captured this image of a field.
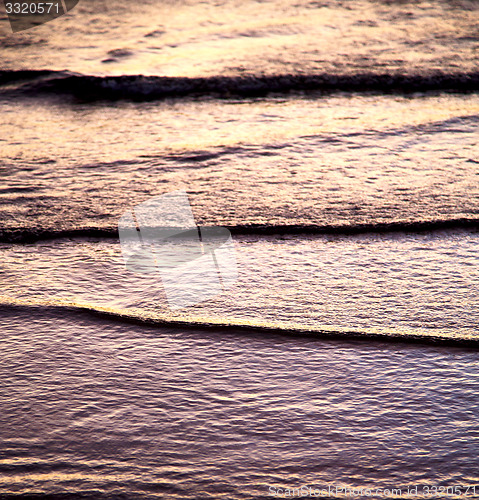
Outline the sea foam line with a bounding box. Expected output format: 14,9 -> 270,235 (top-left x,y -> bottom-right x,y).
0,300 -> 478,348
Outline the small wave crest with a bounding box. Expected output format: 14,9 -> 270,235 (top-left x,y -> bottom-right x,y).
1,301 -> 478,347
1,70 -> 479,101
1,218 -> 478,243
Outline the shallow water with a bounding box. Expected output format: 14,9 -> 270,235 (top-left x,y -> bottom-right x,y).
1,0 -> 478,77
1,307 -> 479,499
1,94 -> 478,235
1,230 -> 479,340
1,0 -> 479,497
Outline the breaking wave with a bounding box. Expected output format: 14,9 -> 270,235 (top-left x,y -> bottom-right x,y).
1,70 -> 479,101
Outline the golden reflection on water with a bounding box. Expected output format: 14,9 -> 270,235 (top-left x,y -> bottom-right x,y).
0,0 -> 477,76
2,94 -> 479,161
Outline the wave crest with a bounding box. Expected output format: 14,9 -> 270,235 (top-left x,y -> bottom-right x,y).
1,70 -> 479,101
1,218 -> 478,243
1,301 -> 478,347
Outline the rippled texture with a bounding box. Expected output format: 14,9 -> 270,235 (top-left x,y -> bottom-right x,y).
1,230 -> 478,340
0,307 -> 478,499
1,0 -> 479,497
1,0 -> 479,77
1,94 -> 478,234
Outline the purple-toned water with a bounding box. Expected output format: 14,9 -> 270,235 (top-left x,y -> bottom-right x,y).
1,0 -> 479,497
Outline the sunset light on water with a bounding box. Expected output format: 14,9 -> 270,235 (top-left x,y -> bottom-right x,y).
1,0 -> 479,498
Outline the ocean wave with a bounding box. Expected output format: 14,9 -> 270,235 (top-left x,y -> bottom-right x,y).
0,69 -> 61,85
1,70 -> 479,101
1,301 -> 478,347
1,218 -> 478,243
